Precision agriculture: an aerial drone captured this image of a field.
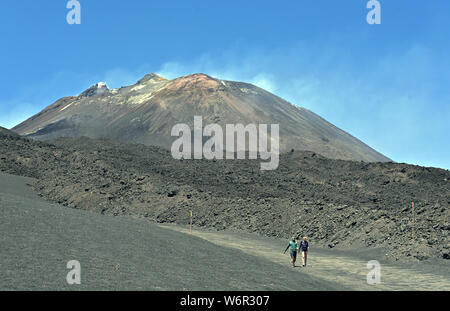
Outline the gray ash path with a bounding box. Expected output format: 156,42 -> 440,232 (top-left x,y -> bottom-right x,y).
0,172 -> 344,290
160,224 -> 450,291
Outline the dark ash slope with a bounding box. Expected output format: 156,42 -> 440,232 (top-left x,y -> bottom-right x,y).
1,172 -> 344,290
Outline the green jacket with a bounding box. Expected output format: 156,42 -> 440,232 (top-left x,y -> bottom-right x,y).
284,240 -> 298,253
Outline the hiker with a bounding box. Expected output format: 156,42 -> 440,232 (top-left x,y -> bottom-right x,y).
299,237 -> 309,267
283,236 -> 299,267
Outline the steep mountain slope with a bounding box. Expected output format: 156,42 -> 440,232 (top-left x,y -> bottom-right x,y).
12,73 -> 390,162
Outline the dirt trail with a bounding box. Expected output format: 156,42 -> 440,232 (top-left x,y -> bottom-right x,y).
160,224 -> 450,291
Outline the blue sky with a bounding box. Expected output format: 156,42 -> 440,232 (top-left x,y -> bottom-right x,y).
0,0 -> 449,169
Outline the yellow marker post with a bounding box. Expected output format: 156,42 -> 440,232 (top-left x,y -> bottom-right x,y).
190,210 -> 193,234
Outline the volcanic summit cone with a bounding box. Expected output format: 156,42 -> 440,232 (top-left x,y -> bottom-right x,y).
12,73 -> 390,162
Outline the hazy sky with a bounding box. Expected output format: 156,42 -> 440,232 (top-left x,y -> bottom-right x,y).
1,1 -> 449,169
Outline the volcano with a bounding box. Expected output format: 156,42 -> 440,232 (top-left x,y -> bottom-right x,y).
12,73 -> 390,162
